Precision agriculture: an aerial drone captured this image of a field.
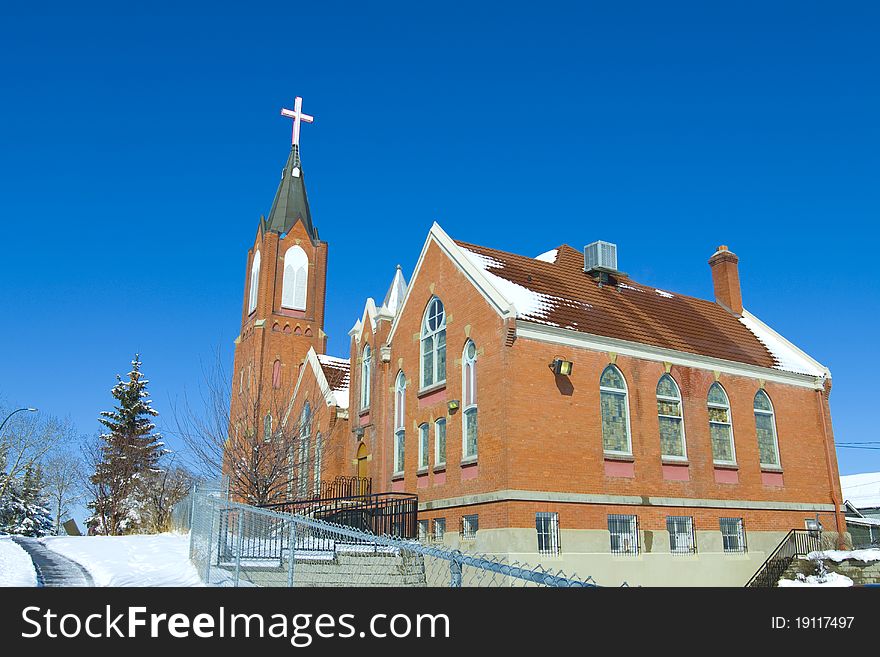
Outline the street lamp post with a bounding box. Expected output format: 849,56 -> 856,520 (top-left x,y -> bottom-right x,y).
0,407 -> 39,438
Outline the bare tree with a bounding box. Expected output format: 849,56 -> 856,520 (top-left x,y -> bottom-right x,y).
80,434 -> 111,536
42,451 -> 85,534
140,459 -> 194,533
169,350 -> 339,507
0,409 -> 77,501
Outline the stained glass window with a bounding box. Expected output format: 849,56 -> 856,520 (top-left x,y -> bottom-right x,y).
657,375 -> 686,458
421,297 -> 447,388
708,383 -> 735,464
360,344 -> 371,409
600,366 -> 631,454
754,390 -> 780,467
462,340 -> 478,460
394,372 -> 406,474
435,418 -> 447,466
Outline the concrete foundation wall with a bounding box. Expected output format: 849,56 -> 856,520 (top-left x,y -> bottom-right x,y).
433,527 -> 791,586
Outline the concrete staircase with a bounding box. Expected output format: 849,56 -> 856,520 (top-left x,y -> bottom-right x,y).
236,549 -> 428,587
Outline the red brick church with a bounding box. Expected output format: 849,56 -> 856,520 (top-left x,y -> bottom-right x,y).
228,98 -> 846,585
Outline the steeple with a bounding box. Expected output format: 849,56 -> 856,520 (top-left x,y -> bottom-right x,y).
381,265 -> 408,315
265,144 -> 318,240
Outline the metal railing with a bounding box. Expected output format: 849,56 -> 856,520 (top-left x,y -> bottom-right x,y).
172,482 -> 601,587
315,476 -> 372,500
745,529 -> 821,588
262,492 -> 418,540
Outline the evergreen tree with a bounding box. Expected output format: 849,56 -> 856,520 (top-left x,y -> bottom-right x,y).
88,354 -> 165,535
0,465 -> 54,537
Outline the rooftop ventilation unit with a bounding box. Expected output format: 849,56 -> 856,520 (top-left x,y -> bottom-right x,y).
584,240 -> 618,273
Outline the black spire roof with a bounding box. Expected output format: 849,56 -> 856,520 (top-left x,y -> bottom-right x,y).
265,144 -> 318,240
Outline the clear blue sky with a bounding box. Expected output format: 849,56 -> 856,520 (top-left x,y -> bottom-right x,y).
1,1 -> 878,493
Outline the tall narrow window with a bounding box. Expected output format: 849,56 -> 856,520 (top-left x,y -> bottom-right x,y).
754,390 -> 781,468
263,413 -> 272,443
281,245 -> 308,310
393,372 -> 406,474
272,359 -> 282,389
434,418 -> 447,467
298,402 -> 311,498
247,250 -> 261,314
708,383 -> 736,464
462,340 -> 478,460
600,366 -> 631,455
420,297 -> 446,389
657,375 -> 686,459
418,423 -> 429,470
313,432 -> 323,492
536,512 -> 561,555
433,518 -> 446,542
360,344 -> 371,410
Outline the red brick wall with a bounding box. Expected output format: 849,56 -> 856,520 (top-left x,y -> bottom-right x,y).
364,237 -> 844,535
231,220 -> 328,426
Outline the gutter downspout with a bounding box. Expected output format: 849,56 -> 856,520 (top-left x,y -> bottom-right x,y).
816,381 -> 846,549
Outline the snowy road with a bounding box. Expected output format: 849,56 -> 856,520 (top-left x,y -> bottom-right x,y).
12,537 -> 94,587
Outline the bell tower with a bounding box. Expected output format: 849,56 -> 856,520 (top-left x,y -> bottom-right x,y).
231,96 -> 328,432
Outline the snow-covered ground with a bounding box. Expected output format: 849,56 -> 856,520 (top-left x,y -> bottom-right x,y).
807,549 -> 880,563
778,572 -> 854,587
43,532 -> 203,587
0,536 -> 38,586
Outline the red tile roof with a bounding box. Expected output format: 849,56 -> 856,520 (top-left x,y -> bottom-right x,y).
455,240 -> 779,369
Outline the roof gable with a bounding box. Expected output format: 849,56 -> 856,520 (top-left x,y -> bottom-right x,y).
289,348 -> 350,414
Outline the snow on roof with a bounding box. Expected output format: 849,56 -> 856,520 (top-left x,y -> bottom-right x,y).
534,248 -> 559,263
317,354 -> 349,367
332,389 -> 350,409
841,472 -> 880,509
655,289 -> 675,299
315,354 -> 350,409
739,311 -> 827,377
461,247 -> 557,319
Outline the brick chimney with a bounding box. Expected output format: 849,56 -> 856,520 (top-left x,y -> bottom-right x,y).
708,245 -> 743,315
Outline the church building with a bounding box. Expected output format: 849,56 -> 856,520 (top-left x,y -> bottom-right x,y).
230,97 -> 846,586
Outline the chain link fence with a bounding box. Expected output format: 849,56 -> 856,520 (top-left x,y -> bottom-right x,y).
172,480 -> 599,587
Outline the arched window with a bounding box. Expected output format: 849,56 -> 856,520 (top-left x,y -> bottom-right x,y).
418,423 -> 429,470
281,245 -> 308,310
272,359 -> 282,389
247,250 -> 261,314
708,383 -> 736,465
434,418 -> 447,467
313,432 -> 323,493
298,402 -> 311,497
600,365 -> 631,455
393,372 -> 406,474
657,375 -> 686,459
754,390 -> 780,468
420,297 -> 447,389
462,340 -> 478,460
360,344 -> 371,410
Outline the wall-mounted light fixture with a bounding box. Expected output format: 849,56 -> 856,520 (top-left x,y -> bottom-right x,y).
549,358 -> 573,376
447,399 -> 460,413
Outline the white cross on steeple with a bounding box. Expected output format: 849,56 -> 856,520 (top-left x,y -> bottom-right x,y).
280,96 -> 314,147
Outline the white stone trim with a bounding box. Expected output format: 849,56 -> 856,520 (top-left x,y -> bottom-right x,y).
418,489 -> 839,513
386,222 -> 516,345
515,320 -> 826,390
